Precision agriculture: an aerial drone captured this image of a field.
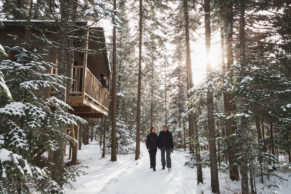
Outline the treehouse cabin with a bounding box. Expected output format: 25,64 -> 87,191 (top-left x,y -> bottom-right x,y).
0,20 -> 110,118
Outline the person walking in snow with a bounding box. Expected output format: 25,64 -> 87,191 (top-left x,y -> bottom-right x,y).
158,125 -> 174,171
146,127 -> 158,172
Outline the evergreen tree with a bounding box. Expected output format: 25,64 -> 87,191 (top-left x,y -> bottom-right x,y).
0,46 -> 85,193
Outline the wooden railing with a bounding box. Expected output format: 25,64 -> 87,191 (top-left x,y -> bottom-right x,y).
84,68 -> 109,111
71,66 -> 83,96
70,66 -> 109,112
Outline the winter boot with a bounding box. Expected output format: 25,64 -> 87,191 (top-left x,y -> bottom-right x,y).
153,167 -> 156,172
162,166 -> 165,170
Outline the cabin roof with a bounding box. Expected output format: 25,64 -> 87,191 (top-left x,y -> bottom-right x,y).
0,20 -> 88,26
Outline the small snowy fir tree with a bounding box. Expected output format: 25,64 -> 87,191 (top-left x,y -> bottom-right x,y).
106,118 -> 135,154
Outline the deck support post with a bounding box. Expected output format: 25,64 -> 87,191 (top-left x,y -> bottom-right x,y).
71,125 -> 79,164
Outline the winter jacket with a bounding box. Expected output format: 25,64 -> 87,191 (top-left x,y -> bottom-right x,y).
100,79 -> 108,88
158,131 -> 174,149
146,132 -> 158,150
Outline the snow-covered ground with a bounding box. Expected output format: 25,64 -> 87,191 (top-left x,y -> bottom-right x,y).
65,142 -> 197,194
65,141 -> 291,194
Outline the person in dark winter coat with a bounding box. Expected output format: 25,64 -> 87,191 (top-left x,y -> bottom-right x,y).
146,127 -> 158,171
158,125 -> 173,171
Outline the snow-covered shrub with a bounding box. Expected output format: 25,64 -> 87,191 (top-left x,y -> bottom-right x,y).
0,46 -> 85,193
116,120 -> 135,154
106,118 -> 135,154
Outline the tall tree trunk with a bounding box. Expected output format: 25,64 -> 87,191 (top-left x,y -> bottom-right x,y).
178,63 -> 182,130
150,59 -> 154,127
255,113 -> 264,183
178,63 -> 184,149
111,0 -> 117,162
100,129 -> 102,149
223,0 -> 240,181
150,87 -> 154,127
269,121 -> 275,156
90,121 -> 94,142
178,62 -> 183,148
220,27 -> 225,70
194,120 -> 203,183
49,0 -> 71,181
183,0 -> 203,184
184,0 -> 194,155
79,125 -> 83,150
217,27 -> 225,168
135,0 -> 143,160
249,163 -> 255,194
164,61 -> 168,125
183,120 -> 186,151
220,24 -> 229,166
83,122 -> 89,145
218,130 -> 221,167
205,0 -> 219,192
261,118 -> 266,152
102,117 -> 107,158
239,0 -> 249,193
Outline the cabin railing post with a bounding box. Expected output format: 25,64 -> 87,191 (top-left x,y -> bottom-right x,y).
82,28 -> 89,99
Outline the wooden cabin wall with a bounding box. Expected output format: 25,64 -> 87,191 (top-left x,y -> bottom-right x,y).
0,26 -> 58,63
0,26 -> 58,99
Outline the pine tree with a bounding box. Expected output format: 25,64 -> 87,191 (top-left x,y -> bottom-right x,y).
238,0 -> 249,193
204,0 -> 219,192
0,46 -> 85,193
183,0 -> 203,184
221,0 -> 240,181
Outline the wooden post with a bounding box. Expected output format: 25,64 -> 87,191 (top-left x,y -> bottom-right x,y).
79,125 -> 82,150
82,29 -> 89,99
69,145 -> 72,159
90,119 -> 94,142
83,121 -> 89,145
72,125 -> 79,164
99,126 -> 102,149
183,120 -> 186,151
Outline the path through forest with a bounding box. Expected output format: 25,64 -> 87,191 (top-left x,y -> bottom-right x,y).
65,142 -> 291,194
65,142 -> 198,194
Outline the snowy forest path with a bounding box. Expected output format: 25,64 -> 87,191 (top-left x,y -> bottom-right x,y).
99,143 -> 197,194
65,142 -> 198,194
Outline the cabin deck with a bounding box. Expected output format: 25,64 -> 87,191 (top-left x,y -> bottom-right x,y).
69,66 -> 109,118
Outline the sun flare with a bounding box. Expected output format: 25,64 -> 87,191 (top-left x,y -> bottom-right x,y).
191,34 -> 222,86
